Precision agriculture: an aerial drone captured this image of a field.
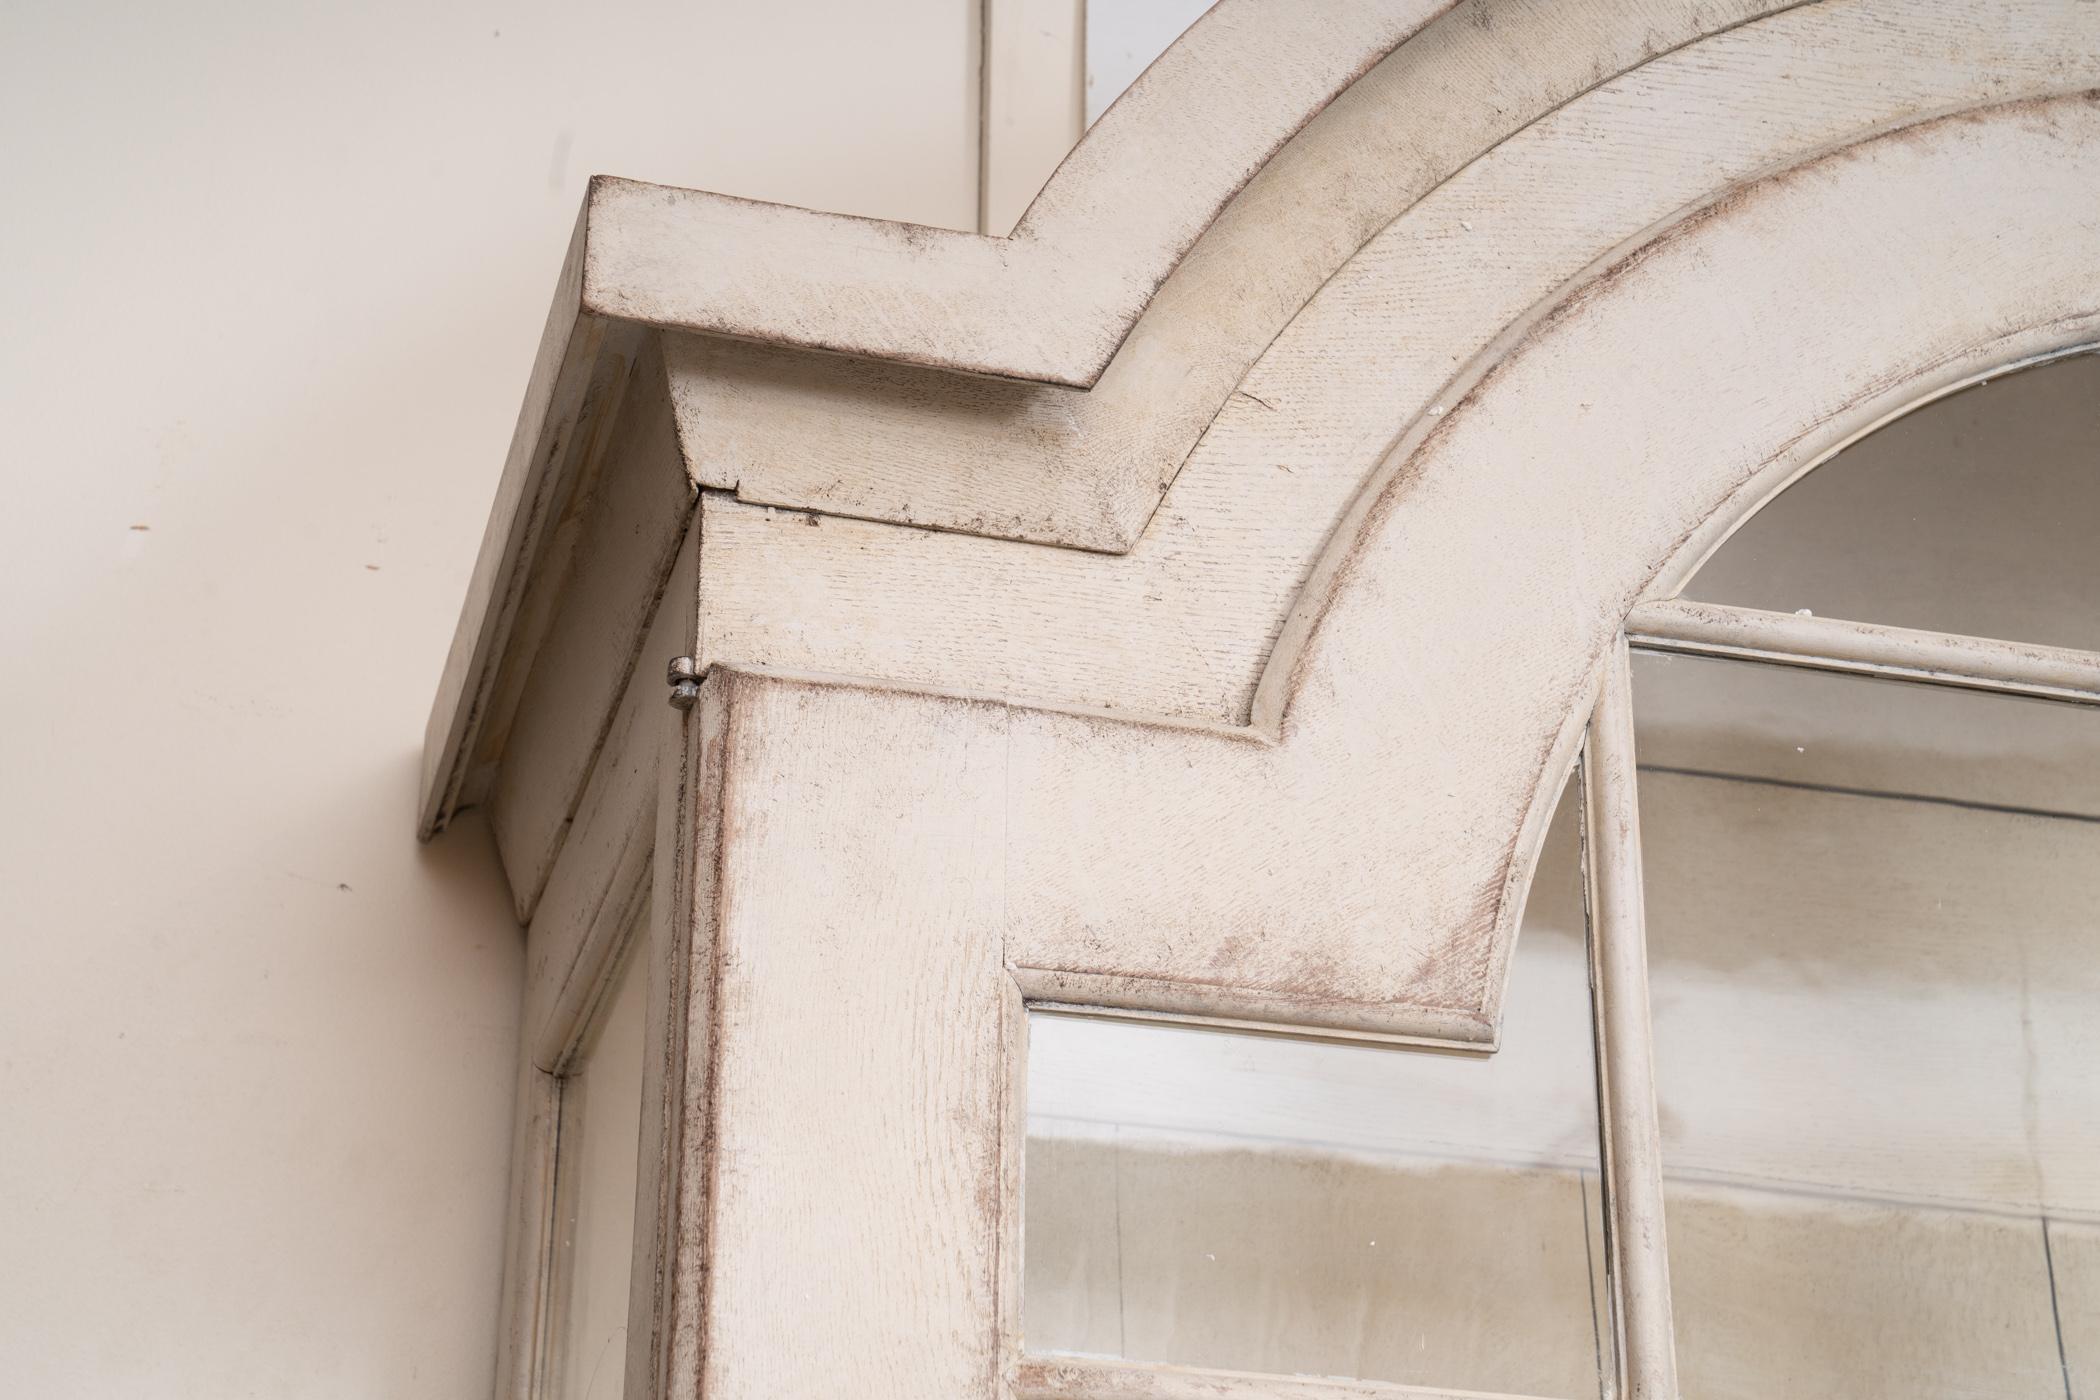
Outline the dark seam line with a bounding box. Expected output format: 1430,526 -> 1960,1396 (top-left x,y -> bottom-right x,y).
1638,764 -> 2100,826
2045,1217 -> 2074,1400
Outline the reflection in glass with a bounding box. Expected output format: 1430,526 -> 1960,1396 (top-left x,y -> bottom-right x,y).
1023,788 -> 1605,1396
551,927 -> 649,1400
1634,652 -> 2100,1399
1685,351 -> 2100,651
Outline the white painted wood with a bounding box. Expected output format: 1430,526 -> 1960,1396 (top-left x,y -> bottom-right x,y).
488,341 -> 697,920
1626,598 -> 2100,708
981,0 -> 1084,238
1582,639 -> 1677,1400
520,531 -> 694,1073
494,679 -> 661,1398
585,0 -> 1456,387
437,0 -> 2100,861
643,659 -> 722,1400
659,95 -> 2100,1053
430,6 -> 2100,1396
1021,798 -> 1606,1392
1046,103 -> 2100,1031
549,920 -> 650,1400
485,523 -> 701,1400
689,0 -> 2100,717
667,0 -> 1802,550
692,672 -> 1013,1399
493,1059 -> 563,1400
419,203 -> 634,836
1015,1354 -> 1566,1400
1022,786 -> 1591,1166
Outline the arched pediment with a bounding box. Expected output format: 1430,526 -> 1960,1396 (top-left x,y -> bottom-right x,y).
659,0 -> 1806,549
695,0 -> 2100,727
588,0 -> 1459,389
992,93 -> 2100,1038
433,14 -> 2100,1397
429,0 -> 2100,1050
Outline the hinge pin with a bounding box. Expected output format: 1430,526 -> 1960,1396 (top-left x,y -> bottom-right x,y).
666,656 -> 702,711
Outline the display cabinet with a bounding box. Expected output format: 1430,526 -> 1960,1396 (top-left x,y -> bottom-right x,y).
417,3 -> 2100,1396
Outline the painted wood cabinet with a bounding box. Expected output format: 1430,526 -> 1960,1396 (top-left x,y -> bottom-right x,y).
416,3 -> 2100,1396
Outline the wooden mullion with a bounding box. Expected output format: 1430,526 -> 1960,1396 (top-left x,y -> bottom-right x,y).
1581,635 -> 1680,1400
1626,598 -> 2100,705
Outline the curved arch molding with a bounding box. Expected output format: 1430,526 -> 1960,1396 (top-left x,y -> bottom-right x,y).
428,0 -> 2100,1043
997,94 -> 2100,1037
721,94 -> 2100,1041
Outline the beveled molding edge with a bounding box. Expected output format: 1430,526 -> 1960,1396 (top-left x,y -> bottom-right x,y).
1013,1355 -> 1558,1400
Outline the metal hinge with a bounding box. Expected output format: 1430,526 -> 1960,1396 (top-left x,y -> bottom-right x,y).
666,656 -> 703,711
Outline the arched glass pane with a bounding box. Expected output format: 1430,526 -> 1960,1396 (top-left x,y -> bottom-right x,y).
1633,650 -> 2100,1400
1023,786 -> 1606,1396
1684,351 -> 2100,650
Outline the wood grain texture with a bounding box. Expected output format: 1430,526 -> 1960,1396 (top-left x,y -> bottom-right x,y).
694,672 -> 1012,1400
491,569 -> 690,1400
441,12 -> 2100,1395
662,98 -> 2100,1049
695,0 -> 2100,724
630,577 -> 710,1400
886,103 -> 2100,1036
652,670 -> 726,1400
431,0 -> 2100,853
1582,640 -> 1677,1398
666,0 -> 1788,549
488,343 -> 697,920
583,0 -> 1457,388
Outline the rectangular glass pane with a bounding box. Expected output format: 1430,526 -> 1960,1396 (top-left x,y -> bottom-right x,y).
1023,787 -> 1605,1396
551,923 -> 650,1400
1633,651 -> 2100,1400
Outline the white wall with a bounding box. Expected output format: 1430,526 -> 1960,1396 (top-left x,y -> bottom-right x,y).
0,3 -> 979,1394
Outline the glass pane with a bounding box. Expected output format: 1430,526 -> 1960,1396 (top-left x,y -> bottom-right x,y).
1023,786 -> 1606,1396
1684,351 -> 2100,650
551,928 -> 650,1400
1085,0 -> 1216,126
1633,651 -> 2100,1400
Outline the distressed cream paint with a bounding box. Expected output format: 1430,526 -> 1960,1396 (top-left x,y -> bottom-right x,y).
0,3 -> 983,1395
424,0 -> 2100,1394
